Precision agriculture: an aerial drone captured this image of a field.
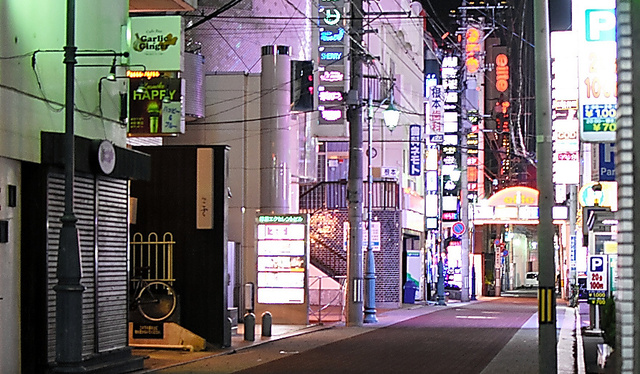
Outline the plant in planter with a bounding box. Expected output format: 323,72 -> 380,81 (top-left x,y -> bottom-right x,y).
601,296 -> 616,348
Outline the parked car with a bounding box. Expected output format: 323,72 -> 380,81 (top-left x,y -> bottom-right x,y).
524,272 -> 539,288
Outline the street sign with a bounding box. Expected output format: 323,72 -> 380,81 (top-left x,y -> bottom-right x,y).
429,134 -> 444,144
452,221 -> 466,236
598,142 -> 616,181
587,255 -> 608,305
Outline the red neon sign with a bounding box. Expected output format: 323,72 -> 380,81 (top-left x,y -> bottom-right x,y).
495,53 -> 509,92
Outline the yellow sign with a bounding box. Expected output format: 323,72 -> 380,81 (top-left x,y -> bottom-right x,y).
487,186 -> 538,207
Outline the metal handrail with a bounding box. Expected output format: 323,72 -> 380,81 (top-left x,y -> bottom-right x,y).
300,180 -> 399,212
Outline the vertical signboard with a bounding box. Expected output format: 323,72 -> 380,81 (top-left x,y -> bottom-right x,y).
551,31 -> 580,185
428,86 -> 445,134
441,56 -> 461,222
343,221 -> 381,251
196,148 -> 214,229
317,0 -> 347,127
587,255 -> 608,305
409,124 -> 421,176
257,215 -> 308,304
573,1 -> 617,142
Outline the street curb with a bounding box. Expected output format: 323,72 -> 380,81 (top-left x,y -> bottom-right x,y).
576,306 -> 586,374
136,323 -> 336,373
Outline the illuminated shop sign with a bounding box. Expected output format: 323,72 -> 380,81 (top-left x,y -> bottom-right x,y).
318,91 -> 343,102
320,108 -> 342,121
129,15 -> 183,72
441,54 -> 461,217
495,54 -> 509,92
551,31 -> 580,184
320,7 -> 341,25
409,125 -> 422,176
573,0 -> 617,142
320,28 -> 346,42
256,215 -> 308,304
319,70 -> 344,82
316,0 -> 346,126
465,27 -> 482,74
128,75 -> 184,136
320,51 -> 342,61
428,85 -> 445,133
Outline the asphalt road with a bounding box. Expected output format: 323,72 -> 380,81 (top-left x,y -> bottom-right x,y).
155,298 -> 539,374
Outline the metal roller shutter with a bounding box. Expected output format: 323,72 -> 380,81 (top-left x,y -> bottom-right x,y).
96,177 -> 129,352
46,173 -> 129,360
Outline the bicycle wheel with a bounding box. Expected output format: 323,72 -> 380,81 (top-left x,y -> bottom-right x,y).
137,281 -> 177,322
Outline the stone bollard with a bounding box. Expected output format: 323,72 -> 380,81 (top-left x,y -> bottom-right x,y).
243,312 -> 255,341
223,316 -> 232,348
261,311 -> 272,337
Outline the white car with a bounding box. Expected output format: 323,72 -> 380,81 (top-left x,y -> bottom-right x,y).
524,272 -> 539,288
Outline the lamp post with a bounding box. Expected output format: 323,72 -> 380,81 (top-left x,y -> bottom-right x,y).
363,94 -> 399,323
56,1 -> 127,371
436,144 -> 446,306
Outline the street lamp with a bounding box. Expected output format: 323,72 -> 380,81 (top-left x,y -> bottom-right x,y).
56,1 -> 128,371
364,94 -> 399,323
382,97 -> 400,131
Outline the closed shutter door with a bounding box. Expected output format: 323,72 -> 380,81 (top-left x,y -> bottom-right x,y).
46,173 -> 96,361
96,177 -> 129,352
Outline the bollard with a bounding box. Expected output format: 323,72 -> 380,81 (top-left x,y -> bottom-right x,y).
243,312 -> 255,341
223,316 -> 232,348
261,311 -> 272,337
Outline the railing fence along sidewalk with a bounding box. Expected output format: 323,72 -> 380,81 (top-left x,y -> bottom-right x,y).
308,275 -> 347,323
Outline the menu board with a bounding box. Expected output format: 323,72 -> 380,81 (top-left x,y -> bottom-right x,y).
256,215 -> 308,304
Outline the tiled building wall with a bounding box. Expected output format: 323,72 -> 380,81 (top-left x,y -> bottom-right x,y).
615,0 -> 638,371
309,209 -> 401,304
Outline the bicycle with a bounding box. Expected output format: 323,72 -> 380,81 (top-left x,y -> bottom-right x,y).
130,266 -> 177,322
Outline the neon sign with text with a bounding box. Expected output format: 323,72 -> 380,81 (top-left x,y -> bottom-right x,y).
319,71 -> 344,82
320,28 -> 345,42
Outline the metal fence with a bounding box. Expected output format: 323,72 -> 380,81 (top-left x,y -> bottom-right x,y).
300,180 -> 399,212
130,232 -> 175,284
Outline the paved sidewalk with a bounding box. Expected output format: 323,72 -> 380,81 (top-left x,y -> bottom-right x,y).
131,297 -> 580,373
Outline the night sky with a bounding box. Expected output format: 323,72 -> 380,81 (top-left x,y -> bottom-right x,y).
423,0 -> 572,34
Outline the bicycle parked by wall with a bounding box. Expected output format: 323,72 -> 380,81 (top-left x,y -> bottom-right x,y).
130,266 -> 177,322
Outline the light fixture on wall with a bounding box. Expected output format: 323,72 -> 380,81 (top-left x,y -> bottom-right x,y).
106,57 -> 117,81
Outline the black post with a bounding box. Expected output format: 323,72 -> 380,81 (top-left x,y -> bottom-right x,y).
54,0 -> 85,372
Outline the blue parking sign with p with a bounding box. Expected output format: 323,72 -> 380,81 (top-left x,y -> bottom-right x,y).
590,256 -> 604,272
585,9 -> 616,41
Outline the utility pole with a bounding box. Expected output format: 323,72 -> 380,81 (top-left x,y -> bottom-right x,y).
533,0 -> 557,372
346,0 -> 364,326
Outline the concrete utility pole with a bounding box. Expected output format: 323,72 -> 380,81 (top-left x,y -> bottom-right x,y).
346,0 -> 365,326
533,0 -> 557,372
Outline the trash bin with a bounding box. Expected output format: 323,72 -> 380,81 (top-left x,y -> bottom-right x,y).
403,280 -> 418,304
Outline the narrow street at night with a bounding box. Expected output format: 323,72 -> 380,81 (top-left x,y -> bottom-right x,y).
148,297 -> 574,374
